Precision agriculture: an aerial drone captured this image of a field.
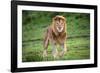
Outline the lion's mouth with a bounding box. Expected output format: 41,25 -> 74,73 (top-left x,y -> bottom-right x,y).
57,27 -> 63,32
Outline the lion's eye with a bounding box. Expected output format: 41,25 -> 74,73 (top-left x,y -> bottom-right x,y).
56,22 -> 59,24
56,23 -> 59,25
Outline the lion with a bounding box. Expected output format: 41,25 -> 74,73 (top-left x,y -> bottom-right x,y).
43,15 -> 67,59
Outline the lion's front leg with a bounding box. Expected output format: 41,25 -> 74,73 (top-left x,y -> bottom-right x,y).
59,42 -> 67,57
43,49 -> 48,57
52,43 -> 58,59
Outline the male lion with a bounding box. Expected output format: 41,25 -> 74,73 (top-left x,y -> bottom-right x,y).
43,15 -> 67,59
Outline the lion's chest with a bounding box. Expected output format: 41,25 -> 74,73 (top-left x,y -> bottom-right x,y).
53,33 -> 66,44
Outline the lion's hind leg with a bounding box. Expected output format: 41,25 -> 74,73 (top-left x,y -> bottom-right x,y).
43,32 -> 49,58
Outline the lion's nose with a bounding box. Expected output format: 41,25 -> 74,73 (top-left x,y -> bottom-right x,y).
58,27 -> 61,29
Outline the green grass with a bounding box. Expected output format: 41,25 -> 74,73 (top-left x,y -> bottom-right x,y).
22,37 -> 90,62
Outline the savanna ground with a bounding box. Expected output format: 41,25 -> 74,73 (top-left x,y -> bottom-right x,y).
22,11 -> 90,62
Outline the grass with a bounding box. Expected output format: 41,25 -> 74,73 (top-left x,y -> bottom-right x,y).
22,37 -> 90,62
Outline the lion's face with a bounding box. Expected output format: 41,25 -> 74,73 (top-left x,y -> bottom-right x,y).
55,19 -> 64,32
53,16 -> 66,33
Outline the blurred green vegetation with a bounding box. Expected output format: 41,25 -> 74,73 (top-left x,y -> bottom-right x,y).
22,10 -> 90,62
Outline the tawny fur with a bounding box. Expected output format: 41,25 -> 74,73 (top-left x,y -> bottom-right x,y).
43,15 -> 67,59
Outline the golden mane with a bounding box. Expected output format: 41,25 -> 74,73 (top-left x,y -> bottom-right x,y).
51,15 -> 66,35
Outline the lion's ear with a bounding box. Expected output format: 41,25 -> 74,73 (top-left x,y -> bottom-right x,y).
64,17 -> 67,23
52,16 -> 57,21
52,17 -> 55,25
63,16 -> 66,21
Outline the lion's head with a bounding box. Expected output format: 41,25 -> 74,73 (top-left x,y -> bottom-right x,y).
52,15 -> 66,34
